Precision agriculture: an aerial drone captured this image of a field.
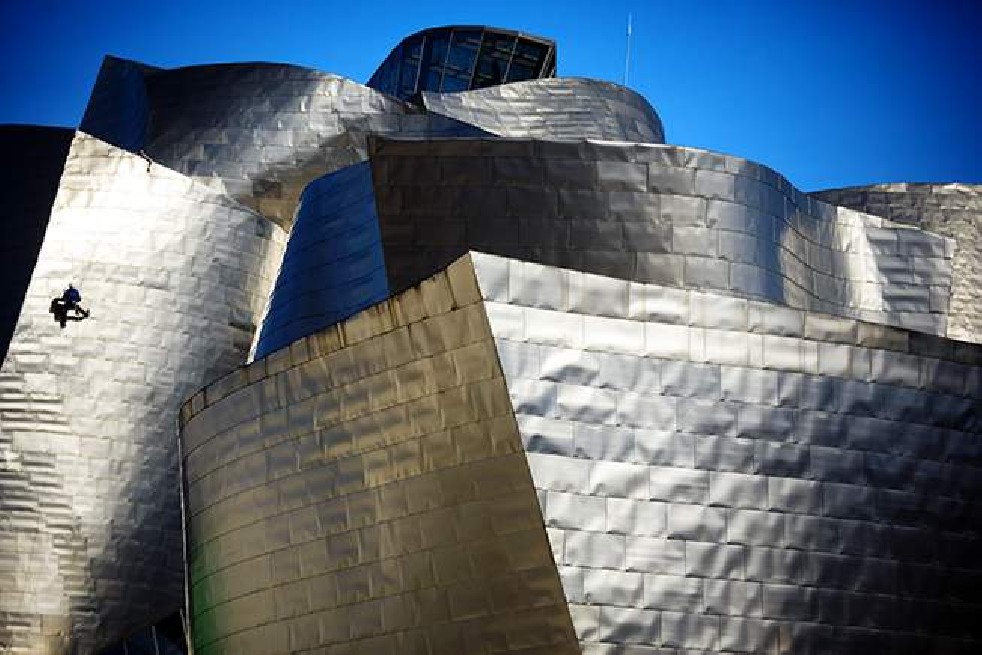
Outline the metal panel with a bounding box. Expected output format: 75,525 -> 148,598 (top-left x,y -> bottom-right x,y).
252,162 -> 388,359
469,252 -> 982,653
0,132 -> 286,654
179,257 -> 579,655
422,78 -> 664,143
815,183 -> 982,344
371,138 -> 955,338
80,57 -> 485,229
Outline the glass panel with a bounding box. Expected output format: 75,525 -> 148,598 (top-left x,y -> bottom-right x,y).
474,53 -> 507,88
425,36 -> 449,66
445,43 -> 476,75
505,61 -> 535,82
507,40 -> 548,81
440,74 -> 468,92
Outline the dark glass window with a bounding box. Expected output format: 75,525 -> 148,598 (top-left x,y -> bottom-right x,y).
440,75 -> 469,92
367,27 -> 556,102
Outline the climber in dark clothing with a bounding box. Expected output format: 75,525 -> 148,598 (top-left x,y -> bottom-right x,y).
50,284 -> 89,328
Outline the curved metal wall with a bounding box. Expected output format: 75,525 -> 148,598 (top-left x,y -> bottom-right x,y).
473,252 -> 982,653
0,126 -> 74,365
0,132 -> 286,654
422,78 -> 665,143
370,138 -> 954,336
252,161 -> 388,360
814,183 -> 982,344
179,261 -> 579,655
181,252 -> 982,653
80,57 -> 485,228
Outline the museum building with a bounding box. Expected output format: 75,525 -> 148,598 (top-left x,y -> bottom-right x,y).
1,25 -> 980,655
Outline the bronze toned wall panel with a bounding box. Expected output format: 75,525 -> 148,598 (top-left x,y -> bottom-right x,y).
180,260 -> 579,655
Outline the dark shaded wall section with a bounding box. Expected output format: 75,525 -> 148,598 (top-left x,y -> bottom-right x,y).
253,162 -> 388,359
0,125 -> 74,366
79,56 -> 156,153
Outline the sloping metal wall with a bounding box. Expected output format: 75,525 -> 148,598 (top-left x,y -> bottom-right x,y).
180,260 -> 579,655
0,133 -> 285,653
474,252 -> 982,653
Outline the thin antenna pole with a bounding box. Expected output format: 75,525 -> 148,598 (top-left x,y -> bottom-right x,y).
624,12 -> 633,86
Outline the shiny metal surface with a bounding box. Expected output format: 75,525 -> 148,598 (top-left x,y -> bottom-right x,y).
0,132 -> 286,653
371,137 -> 954,336
367,26 -> 557,102
422,78 -> 665,143
251,161 -> 387,360
814,183 -> 982,344
469,252 -> 982,653
180,260 -> 579,655
80,56 -> 484,228
184,252 -> 982,653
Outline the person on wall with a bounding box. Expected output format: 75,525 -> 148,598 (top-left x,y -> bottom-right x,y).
49,283 -> 90,328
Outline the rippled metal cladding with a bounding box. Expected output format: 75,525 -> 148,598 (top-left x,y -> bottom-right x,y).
4,18 -> 982,655
184,252 -> 982,654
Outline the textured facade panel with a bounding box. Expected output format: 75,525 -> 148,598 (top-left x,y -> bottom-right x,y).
252,162 -> 388,360
422,78 -> 665,143
78,56 -> 157,153
368,26 -> 557,102
0,126 -> 74,365
0,132 -> 286,654
179,258 -> 579,655
814,183 -> 982,344
371,138 -> 954,336
470,252 -> 982,654
80,57 -> 484,228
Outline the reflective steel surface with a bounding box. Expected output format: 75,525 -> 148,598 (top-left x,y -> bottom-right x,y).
371,138 -> 954,336
472,252 -> 982,653
80,57 -> 484,228
184,252 -> 982,653
7,20 -> 981,655
181,260 -> 579,655
423,78 -> 665,143
0,132 -> 285,653
252,162 -> 387,360
815,183 -> 982,344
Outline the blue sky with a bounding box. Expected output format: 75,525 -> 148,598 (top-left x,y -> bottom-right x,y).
2,0 -> 979,190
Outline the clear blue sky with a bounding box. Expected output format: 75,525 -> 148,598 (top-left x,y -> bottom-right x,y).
2,0 -> 979,190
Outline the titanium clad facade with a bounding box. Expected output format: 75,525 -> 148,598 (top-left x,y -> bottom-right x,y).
370,138 -> 954,336
368,26 -> 557,102
80,57 -> 484,228
422,78 -> 665,143
0,126 -> 74,364
252,162 -> 387,359
0,132 -> 286,654
814,184 -> 982,344
183,253 -> 982,654
179,261 -> 579,655
473,252 -> 982,654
